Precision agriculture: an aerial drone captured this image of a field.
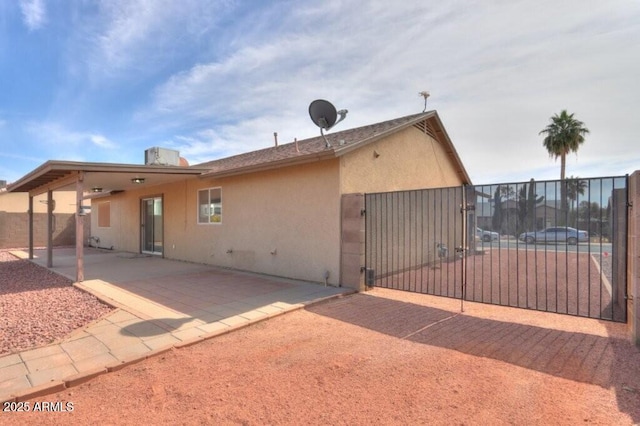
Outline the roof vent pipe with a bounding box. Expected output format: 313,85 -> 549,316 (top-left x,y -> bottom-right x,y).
274,132 -> 278,147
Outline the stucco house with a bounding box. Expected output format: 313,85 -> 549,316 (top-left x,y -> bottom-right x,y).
7,111 -> 471,289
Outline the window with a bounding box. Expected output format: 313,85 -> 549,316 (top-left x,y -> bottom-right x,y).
198,187 -> 222,224
98,202 -> 110,228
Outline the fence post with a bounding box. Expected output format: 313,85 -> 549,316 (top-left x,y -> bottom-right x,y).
629,171 -> 640,346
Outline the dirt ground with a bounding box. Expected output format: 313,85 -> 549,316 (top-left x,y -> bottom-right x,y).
2,288 -> 639,425
379,247 -> 623,320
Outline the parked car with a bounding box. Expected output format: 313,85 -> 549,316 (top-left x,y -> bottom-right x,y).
476,227 -> 499,242
518,226 -> 588,245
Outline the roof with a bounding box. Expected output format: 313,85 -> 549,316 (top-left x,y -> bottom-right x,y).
7,161 -> 210,195
197,111 -> 471,184
8,110 -> 471,195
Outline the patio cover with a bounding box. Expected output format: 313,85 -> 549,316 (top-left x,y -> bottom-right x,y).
7,160 -> 210,281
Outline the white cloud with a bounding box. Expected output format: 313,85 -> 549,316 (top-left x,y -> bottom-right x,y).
19,0 -> 46,31
77,0 -> 229,80
141,0 -> 640,180
89,134 -> 117,149
25,122 -> 119,159
170,117 -> 302,165
142,2 -> 448,150
10,1 -> 638,184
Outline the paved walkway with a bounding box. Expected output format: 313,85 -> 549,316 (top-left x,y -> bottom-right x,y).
0,249 -> 352,402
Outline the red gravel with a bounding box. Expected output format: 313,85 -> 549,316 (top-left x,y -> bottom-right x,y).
0,251 -> 113,356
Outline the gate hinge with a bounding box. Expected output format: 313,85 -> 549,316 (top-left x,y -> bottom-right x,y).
460,203 -> 475,213
361,209 -> 366,216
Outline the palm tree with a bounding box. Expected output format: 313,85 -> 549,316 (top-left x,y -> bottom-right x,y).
566,176 -> 587,208
539,110 -> 589,223
539,110 -> 590,181
566,176 -> 587,227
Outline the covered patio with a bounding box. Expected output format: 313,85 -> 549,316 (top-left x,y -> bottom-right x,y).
6,160 -> 210,282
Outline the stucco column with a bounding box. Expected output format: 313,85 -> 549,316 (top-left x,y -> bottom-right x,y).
76,173 -> 84,282
628,171 -> 640,347
46,190 -> 53,268
340,193 -> 365,291
28,195 -> 34,260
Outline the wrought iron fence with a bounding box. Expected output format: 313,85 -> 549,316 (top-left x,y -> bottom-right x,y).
365,176 -> 628,322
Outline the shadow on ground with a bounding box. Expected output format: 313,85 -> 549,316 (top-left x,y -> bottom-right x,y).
121,317 -> 195,337
306,293 -> 640,422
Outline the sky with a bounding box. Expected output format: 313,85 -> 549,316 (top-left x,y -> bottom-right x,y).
1,0 -> 639,186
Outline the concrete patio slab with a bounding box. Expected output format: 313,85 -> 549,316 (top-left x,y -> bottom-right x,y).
0,354 -> 22,369
73,353 -> 119,373
1,362 -> 28,381
0,247 -> 353,402
0,375 -> 31,396
60,336 -> 111,362
28,364 -> 78,387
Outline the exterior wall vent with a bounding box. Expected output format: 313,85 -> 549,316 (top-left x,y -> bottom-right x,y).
413,120 -> 437,140
145,147 -> 180,166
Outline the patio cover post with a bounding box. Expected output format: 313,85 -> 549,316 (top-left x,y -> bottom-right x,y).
47,190 -> 53,268
28,195 -> 34,259
76,173 -> 84,282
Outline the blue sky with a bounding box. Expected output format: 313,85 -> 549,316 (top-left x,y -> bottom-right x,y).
1,0 -> 639,185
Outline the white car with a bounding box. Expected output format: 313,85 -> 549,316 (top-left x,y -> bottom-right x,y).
519,226 -> 588,245
477,227 -> 499,242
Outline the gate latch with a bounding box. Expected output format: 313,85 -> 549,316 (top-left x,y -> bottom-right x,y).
460,202 -> 476,213
364,268 -> 375,287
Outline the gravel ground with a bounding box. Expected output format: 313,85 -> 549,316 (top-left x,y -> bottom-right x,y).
0,250 -> 113,356
2,289 -> 639,425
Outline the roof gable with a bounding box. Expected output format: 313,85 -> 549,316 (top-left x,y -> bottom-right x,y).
198,111 -> 471,184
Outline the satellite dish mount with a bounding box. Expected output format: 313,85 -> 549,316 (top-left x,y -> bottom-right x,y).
309,99 -> 348,148
419,91 -> 430,112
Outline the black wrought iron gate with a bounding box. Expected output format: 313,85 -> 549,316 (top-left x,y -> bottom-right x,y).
364,176 -> 628,322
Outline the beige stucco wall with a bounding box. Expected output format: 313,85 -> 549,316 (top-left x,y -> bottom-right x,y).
91,159 -> 343,285
90,126 -> 468,287
89,192 -> 142,251
340,125 -> 464,194
0,191 -> 81,213
338,125 -> 467,291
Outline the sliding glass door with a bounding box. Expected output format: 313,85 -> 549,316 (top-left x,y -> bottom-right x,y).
141,197 -> 163,255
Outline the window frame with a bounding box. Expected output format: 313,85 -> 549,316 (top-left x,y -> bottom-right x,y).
197,187 -> 222,225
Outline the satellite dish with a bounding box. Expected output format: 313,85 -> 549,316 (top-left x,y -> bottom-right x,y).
309,99 -> 337,129
308,99 -> 348,148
